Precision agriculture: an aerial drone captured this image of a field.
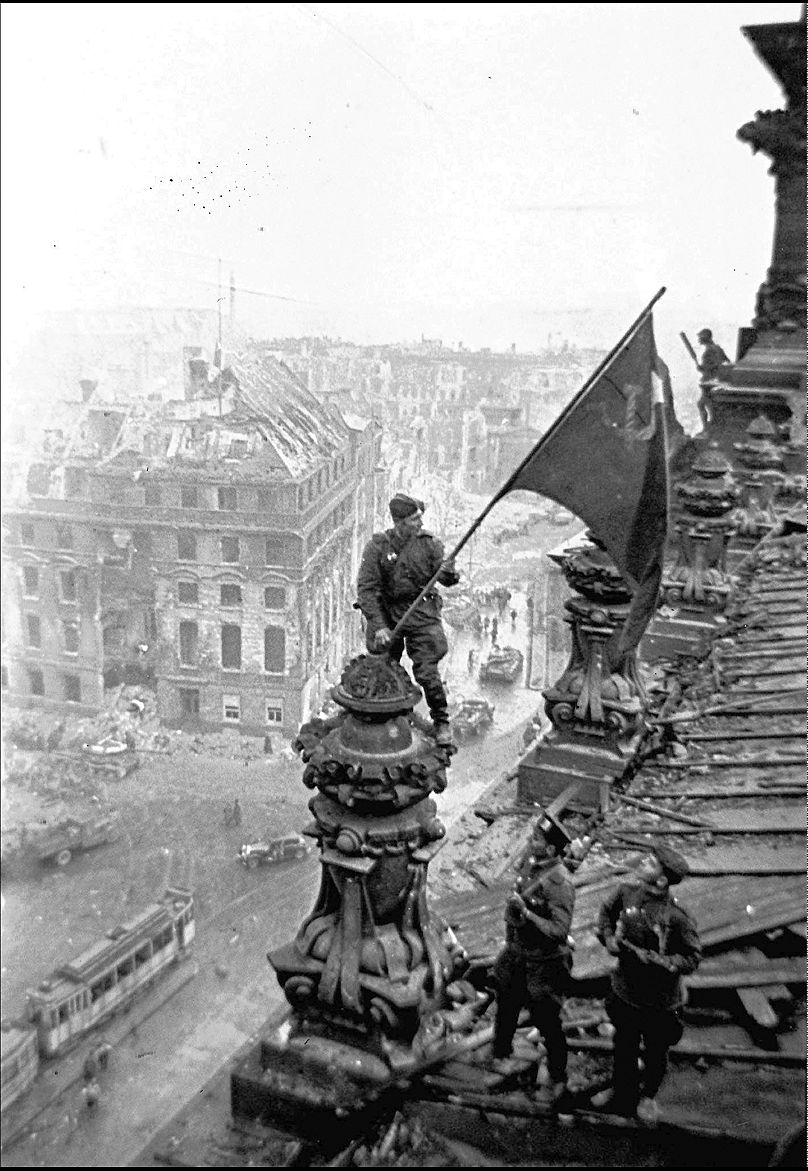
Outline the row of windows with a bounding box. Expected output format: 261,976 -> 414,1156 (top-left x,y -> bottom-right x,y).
175,533 -> 298,565
178,622 -> 285,673
18,523 -> 73,549
176,582 -> 285,609
178,689 -> 283,726
21,567 -> 77,602
23,615 -> 80,654
23,668 -> 81,702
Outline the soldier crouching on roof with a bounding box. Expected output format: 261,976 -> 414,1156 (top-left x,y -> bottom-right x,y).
491,813 -> 576,1114
356,492 -> 460,745
591,843 -> 701,1126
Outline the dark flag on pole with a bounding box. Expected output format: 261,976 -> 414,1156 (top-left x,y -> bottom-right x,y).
497,308 -> 670,658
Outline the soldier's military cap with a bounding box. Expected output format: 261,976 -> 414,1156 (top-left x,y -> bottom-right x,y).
389,492 -> 425,520
652,843 -> 690,886
533,809 -> 573,856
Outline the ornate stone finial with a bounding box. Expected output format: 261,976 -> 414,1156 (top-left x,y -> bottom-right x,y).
262,650 -> 462,1111
661,444 -> 738,612
542,534 -> 643,743
731,415 -> 788,540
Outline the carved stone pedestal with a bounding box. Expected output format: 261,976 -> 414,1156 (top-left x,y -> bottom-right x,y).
730,413 -> 790,557
518,536 -> 644,812
644,446 -> 738,660
231,654 -> 468,1131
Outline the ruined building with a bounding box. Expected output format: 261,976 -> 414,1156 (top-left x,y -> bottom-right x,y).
1,351 -> 386,735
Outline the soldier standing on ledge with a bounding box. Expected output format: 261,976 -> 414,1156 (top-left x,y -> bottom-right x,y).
356,492 -> 460,745
491,812 -> 576,1113
592,844 -> 701,1125
695,328 -> 730,427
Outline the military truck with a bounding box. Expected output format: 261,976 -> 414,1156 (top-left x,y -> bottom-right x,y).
2,811 -> 119,869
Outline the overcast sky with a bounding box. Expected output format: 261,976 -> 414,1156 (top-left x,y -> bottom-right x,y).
1,2 -> 798,386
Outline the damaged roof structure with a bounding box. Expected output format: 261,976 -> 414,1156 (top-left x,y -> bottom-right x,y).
2,349 -> 386,736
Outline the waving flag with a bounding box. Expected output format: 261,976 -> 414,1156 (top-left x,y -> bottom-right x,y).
497,308 -> 670,657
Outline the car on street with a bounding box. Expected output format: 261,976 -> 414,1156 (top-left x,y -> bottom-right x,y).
450,698 -> 495,739
238,833 -> 312,868
479,645 -> 524,684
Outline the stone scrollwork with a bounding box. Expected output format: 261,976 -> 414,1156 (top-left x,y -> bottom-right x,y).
270,652 -> 462,1046
542,535 -> 644,747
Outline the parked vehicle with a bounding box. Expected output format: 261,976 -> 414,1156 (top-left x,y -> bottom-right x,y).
2,811 -> 119,869
26,888 -> 194,1059
450,698 -> 495,739
80,738 -> 140,780
479,645 -> 524,684
238,834 -> 311,868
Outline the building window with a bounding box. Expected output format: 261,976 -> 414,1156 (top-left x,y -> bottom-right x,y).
26,615 -> 41,648
63,674 -> 81,703
63,622 -> 79,655
22,566 -> 39,597
28,668 -> 44,696
264,626 -> 285,673
220,583 -> 242,607
59,569 -> 77,602
179,688 -> 200,717
221,624 -> 242,670
265,535 -> 285,565
223,694 -> 241,722
264,586 -> 285,610
144,485 -> 161,506
177,581 -> 199,604
221,536 -> 239,563
178,531 -> 197,561
257,488 -> 273,510
217,486 -> 237,510
265,700 -> 283,725
179,621 -> 199,667
20,523 -> 35,546
56,525 -> 73,549
103,625 -> 125,654
180,485 -> 198,509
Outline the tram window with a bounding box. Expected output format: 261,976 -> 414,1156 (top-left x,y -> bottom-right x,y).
135,944 -> 151,967
58,1003 -> 70,1023
154,926 -> 173,950
117,957 -> 135,980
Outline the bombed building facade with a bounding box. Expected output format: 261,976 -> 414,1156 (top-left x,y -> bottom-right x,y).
1,350 -> 386,735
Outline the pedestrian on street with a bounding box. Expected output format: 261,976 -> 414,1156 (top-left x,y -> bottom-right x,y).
591,844 -> 701,1125
491,813 -> 576,1114
482,615 -> 490,636
356,492 -> 460,745
510,608 -> 518,627
491,616 -> 499,644
467,648 -> 476,673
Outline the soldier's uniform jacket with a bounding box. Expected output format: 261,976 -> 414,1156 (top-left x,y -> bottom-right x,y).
597,881 -> 701,1010
503,857 -> 575,961
356,528 -> 459,631
699,341 -> 730,381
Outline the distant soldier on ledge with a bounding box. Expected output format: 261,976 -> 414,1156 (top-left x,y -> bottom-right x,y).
695,328 -> 730,428
356,492 -> 459,744
696,328 -> 730,383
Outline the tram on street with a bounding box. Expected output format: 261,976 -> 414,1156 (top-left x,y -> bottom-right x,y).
25,888 -> 194,1059
0,1025 -> 38,1114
